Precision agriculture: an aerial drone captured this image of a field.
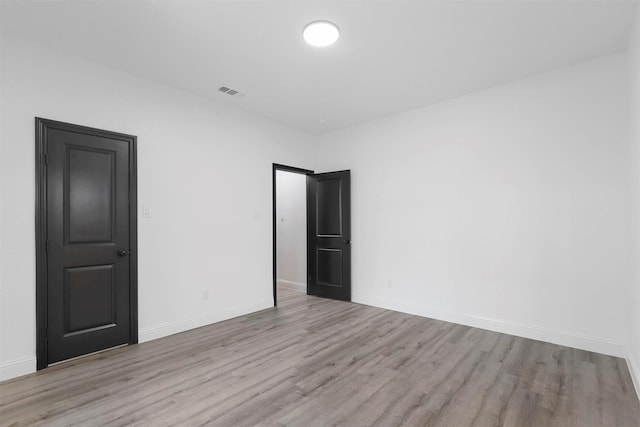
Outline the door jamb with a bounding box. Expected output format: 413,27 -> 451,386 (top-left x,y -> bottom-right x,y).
272,163 -> 314,306
35,117 -> 138,370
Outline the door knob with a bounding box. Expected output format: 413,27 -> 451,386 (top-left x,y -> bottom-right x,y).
344,239 -> 351,245
117,249 -> 130,257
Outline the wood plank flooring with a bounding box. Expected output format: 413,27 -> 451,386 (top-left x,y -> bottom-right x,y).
1,288 -> 639,426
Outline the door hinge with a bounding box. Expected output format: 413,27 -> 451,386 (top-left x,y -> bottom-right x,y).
44,154 -> 48,166
45,241 -> 48,253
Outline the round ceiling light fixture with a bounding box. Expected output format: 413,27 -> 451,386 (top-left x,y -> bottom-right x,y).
303,20 -> 340,47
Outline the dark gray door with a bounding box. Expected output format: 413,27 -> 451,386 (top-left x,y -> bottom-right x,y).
307,170 -> 351,301
44,120 -> 134,364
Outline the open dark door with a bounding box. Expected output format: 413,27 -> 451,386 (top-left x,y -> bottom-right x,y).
36,118 -> 137,369
307,170 -> 351,301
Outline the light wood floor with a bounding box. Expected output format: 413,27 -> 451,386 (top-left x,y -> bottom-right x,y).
1,288 -> 639,426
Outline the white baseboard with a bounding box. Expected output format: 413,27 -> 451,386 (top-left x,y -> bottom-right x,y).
352,293 -> 626,358
627,349 -> 640,400
0,300 -> 273,382
0,356 -> 37,382
139,299 -> 273,343
277,279 -> 306,293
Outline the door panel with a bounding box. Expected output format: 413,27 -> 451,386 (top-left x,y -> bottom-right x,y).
308,170 -> 351,301
64,265 -> 116,335
316,179 -> 342,236
67,148 -> 115,243
42,120 -> 135,365
316,248 -> 343,286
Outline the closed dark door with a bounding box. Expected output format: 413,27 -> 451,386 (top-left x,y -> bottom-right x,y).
38,118 -> 137,366
307,170 -> 351,301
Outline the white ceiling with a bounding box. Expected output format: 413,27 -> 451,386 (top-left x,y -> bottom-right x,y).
1,0 -> 638,133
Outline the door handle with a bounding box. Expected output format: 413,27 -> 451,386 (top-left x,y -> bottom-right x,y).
117,249 -> 130,257
344,239 -> 351,245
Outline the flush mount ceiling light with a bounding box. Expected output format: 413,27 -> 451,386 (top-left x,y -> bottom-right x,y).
303,20 -> 340,47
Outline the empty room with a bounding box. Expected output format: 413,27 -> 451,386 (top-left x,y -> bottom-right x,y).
1,0 -> 640,425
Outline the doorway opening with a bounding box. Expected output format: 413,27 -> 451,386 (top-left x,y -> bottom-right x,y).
272,164 -> 313,306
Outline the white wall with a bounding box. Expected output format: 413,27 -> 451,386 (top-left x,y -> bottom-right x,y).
276,170 -> 307,292
0,36 -> 315,380
315,53 -> 633,358
0,28 -> 5,383
627,6 -> 640,397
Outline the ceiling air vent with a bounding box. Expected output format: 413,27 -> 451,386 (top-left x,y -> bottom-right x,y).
218,86 -> 244,98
